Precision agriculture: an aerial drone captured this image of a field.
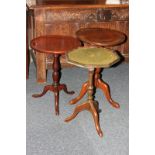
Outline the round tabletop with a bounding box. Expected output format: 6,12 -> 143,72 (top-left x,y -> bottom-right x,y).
76,28 -> 126,47
30,35 -> 81,54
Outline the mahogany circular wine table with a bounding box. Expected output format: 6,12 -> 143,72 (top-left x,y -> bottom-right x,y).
70,28 -> 126,109
30,35 -> 81,115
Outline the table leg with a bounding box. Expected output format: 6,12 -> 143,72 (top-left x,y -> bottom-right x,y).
58,84 -> 74,94
65,101 -> 90,122
88,69 -> 103,137
52,54 -> 75,114
33,54 -> 61,115
95,68 -> 120,108
54,91 -> 59,115
32,53 -> 74,115
68,68 -> 120,109
32,85 -> 54,98
52,54 -> 61,115
69,81 -> 88,105
65,69 -> 103,137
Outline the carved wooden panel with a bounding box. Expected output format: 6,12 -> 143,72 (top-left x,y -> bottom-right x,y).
33,5 -> 129,74
43,7 -> 128,23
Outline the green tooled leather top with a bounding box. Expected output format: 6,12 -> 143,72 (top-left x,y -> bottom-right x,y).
67,47 -> 120,68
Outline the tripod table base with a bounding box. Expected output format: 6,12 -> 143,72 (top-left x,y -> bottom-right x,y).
32,84 -> 74,115
65,100 -> 103,137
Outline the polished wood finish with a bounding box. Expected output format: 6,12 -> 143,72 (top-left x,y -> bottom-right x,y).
65,46 -> 120,137
31,35 -> 80,54
76,28 -> 126,47
69,69 -> 120,108
94,68 -> 120,108
31,35 -> 80,115
69,81 -> 88,105
28,3 -> 128,83
72,28 -> 125,108
65,69 -> 103,137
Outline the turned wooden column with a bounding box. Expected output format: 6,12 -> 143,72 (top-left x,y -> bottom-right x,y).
65,47 -> 120,137
87,69 -> 94,101
65,68 -> 103,137
88,68 -> 103,137
30,35 -> 80,115
52,54 -> 61,86
75,28 -> 126,108
52,54 -> 61,115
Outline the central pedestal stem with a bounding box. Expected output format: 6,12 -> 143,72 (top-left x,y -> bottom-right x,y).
32,54 -> 74,115
65,68 -> 103,137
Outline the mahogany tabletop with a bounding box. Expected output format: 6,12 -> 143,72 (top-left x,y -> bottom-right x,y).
30,35 -> 81,54
76,28 -> 126,47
